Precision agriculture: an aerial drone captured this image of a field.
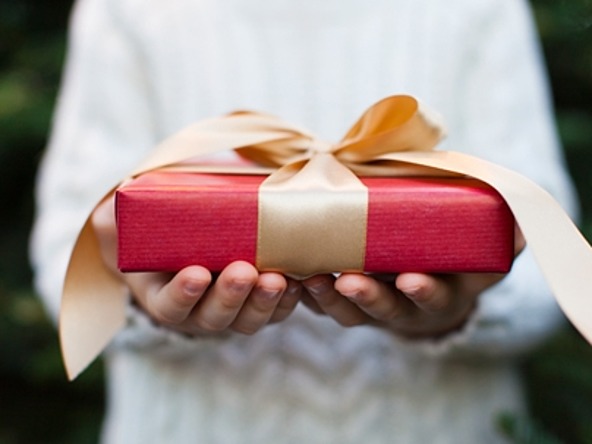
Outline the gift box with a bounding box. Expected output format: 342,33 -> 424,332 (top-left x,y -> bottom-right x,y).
60,95 -> 592,382
115,170 -> 515,275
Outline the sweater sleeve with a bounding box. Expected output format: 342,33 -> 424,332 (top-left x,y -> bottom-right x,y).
411,0 -> 580,358
31,0 -> 241,358
31,0 -> 159,322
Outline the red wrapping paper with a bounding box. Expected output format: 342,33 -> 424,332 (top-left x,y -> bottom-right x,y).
116,171 -> 515,274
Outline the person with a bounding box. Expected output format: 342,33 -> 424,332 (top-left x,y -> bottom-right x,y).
31,0 -> 578,442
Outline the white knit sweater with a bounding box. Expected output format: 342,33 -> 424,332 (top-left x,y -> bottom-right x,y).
32,0 -> 577,442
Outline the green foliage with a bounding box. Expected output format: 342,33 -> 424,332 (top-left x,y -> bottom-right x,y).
0,0 -> 70,289
0,1 -> 105,442
0,289 -> 104,444
499,326 -> 592,444
532,0 -> 592,239
0,0 -> 591,442
495,4 -> 592,443
533,0 -> 592,104
496,412 -> 563,444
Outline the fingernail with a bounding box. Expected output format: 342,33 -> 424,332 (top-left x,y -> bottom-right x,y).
401,286 -> 421,299
228,279 -> 252,292
341,290 -> 362,301
286,281 -> 302,296
397,279 -> 424,298
259,288 -> 282,301
184,282 -> 203,297
306,282 -> 330,296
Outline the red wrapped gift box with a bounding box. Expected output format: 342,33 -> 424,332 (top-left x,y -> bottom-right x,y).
116,171 -> 515,274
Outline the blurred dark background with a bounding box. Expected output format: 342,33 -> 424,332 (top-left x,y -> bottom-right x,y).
1,1 -> 591,443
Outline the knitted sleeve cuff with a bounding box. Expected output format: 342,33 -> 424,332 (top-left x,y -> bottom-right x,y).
393,248 -> 565,360
108,302 -> 231,359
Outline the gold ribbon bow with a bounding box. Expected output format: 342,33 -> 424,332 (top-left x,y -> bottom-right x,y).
60,95 -> 592,380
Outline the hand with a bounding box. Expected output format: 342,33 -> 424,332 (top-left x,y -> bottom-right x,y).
91,197 -> 302,336
300,272 -> 495,338
301,226 -> 526,338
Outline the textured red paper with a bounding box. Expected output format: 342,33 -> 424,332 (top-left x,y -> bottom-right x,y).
116,172 -> 515,274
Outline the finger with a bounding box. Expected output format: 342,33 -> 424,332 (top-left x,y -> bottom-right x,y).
300,291 -> 325,315
395,273 -> 452,313
302,274 -> 370,327
515,223 -> 526,257
269,279 -> 302,323
91,195 -> 119,273
335,273 -> 410,322
131,265 -> 212,325
188,261 -> 258,332
229,272 -> 287,334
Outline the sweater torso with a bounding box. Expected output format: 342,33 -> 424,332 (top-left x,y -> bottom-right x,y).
34,0 -> 574,442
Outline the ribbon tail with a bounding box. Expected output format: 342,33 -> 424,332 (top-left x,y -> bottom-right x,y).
381,150 -> 592,344
58,115 -> 310,379
132,116 -> 309,175
60,217 -> 128,380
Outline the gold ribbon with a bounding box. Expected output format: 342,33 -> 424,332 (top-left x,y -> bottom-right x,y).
257,152 -> 369,277
60,95 -> 592,380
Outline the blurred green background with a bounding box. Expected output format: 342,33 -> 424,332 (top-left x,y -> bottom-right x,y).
1,1 -> 591,443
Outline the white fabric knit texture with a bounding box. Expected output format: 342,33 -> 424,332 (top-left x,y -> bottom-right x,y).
31,0 -> 578,442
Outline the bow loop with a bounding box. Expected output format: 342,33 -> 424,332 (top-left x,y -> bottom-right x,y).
334,96 -> 445,165
235,95 -> 445,173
